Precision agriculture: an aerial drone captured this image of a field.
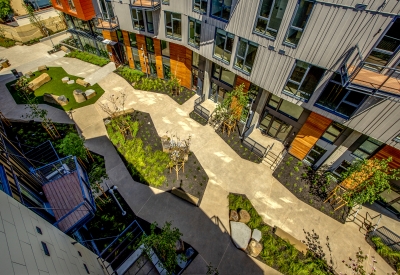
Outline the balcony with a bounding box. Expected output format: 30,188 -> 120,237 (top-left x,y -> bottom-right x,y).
95,14 -> 119,31
34,156 -> 96,233
131,0 -> 161,10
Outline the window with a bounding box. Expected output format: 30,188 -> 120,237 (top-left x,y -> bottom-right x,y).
315,75 -> 368,118
165,12 -> 182,40
83,264 -> 90,274
283,60 -> 325,100
116,30 -> 124,44
146,37 -> 154,53
213,28 -> 234,64
161,40 -> 170,57
0,165 -> 11,195
78,251 -> 82,257
321,122 -> 345,144
148,53 -> 156,76
333,160 -> 351,179
132,48 -> 141,70
99,0 -> 114,19
131,9 -> 144,30
234,38 -> 258,74
129,33 -> 137,48
162,57 -> 171,79
36,226 -> 42,234
162,0 -> 169,4
145,11 -> 154,33
41,242 -> 50,256
364,18 -> 400,72
211,0 -> 231,21
266,94 -> 304,120
192,51 -> 200,68
259,113 -> 293,141
284,0 -> 314,46
394,134 -> 400,143
188,17 -> 201,48
212,63 -> 235,86
254,0 -> 289,39
193,0 -> 207,13
55,0 -> 62,7
210,83 -> 229,103
68,0 -> 76,11
352,137 -> 383,159
305,144 -> 326,165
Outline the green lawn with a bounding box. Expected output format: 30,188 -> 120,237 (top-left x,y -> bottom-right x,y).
6,67 -> 105,111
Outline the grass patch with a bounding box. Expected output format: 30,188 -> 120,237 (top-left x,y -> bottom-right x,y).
65,50 -> 109,67
0,37 -> 16,48
228,193 -> 333,275
6,67 -> 105,111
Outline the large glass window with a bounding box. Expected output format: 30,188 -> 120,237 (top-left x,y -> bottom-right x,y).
146,11 -> 154,33
315,75 -> 368,118
212,63 -> 235,86
234,38 -> 258,74
333,160 -> 351,179
129,33 -> 137,48
284,60 -> 325,100
165,11 -> 182,40
99,0 -> 114,19
211,0 -> 231,21
213,28 -> 234,64
68,0 -> 76,11
321,122 -> 345,144
259,113 -> 293,141
148,53 -> 156,76
266,94 -> 303,120
161,40 -> 170,57
254,0 -> 289,39
284,0 -> 314,46
162,57 -> 171,79
193,0 -> 207,14
146,37 -> 154,53
192,51 -> 200,68
188,17 -> 201,48
132,48 -> 141,70
305,144 -> 327,165
352,137 -> 383,159
210,83 -> 228,103
364,18 -> 400,72
131,9 -> 145,30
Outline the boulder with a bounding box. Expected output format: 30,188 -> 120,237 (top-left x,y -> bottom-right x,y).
73,89 -> 86,103
252,229 -> 262,242
60,45 -> 70,53
67,80 -> 75,85
230,221 -> 251,250
43,93 -> 68,106
62,77 -> 70,83
247,240 -> 263,257
28,73 -> 50,91
25,71 -> 34,78
38,65 -> 47,72
57,95 -> 68,106
76,78 -> 90,87
84,89 -> 96,99
238,209 -> 251,223
229,210 -> 239,221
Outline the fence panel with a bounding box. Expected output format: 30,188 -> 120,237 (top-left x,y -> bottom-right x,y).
242,137 -> 268,158
370,226 -> 400,252
194,105 -> 210,120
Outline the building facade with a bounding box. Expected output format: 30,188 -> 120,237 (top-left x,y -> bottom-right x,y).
51,0 -> 400,216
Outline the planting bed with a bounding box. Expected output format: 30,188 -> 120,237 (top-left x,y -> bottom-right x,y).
366,234 -> 400,273
189,111 -> 208,126
273,154 -> 350,223
106,111 -> 209,203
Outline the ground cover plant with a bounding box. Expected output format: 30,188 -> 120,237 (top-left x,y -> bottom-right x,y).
106,111 -> 209,202
273,154 -> 350,223
366,235 -> 400,273
228,193 -> 334,275
65,50 -> 109,66
6,67 -> 105,110
116,66 -> 195,105
0,36 -> 15,47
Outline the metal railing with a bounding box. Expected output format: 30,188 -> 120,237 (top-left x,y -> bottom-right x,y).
242,136 -> 269,159
194,104 -> 210,120
131,0 -> 161,9
194,94 -> 205,106
369,226 -> 400,252
95,14 -> 119,30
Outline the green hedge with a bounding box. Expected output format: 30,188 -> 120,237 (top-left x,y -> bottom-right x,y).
65,51 -> 110,67
116,66 -> 144,83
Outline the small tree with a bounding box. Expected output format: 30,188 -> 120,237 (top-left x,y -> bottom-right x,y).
24,4 -> 47,36
57,132 -> 87,160
341,157 -> 400,207
0,0 -> 11,23
139,221 -> 182,274
213,83 -> 248,124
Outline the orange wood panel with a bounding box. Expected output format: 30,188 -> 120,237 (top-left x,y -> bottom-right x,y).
373,145 -> 400,169
153,38 -> 164,79
289,112 -> 332,160
136,34 -> 148,74
184,48 -> 192,88
102,30 -> 117,41
52,0 -> 95,21
122,31 -> 134,69
235,76 -> 251,93
170,43 -> 192,89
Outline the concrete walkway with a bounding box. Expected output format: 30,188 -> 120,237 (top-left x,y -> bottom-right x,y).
0,44 -> 399,274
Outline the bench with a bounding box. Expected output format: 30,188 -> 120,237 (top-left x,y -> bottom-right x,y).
76,78 -> 90,87
274,226 -> 308,254
171,187 -> 199,206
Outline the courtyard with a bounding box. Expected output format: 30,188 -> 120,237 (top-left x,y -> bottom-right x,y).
0,42 -> 399,274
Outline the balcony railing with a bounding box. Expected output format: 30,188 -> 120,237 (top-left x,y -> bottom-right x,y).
95,14 -> 119,30
131,0 -> 161,10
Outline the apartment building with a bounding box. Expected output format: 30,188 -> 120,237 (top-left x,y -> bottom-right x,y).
51,0 -> 400,216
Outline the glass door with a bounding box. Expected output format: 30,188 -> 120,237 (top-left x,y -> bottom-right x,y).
379,183 -> 400,217
259,112 -> 293,141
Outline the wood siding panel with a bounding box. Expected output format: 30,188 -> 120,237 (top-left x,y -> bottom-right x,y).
102,30 -> 117,41
136,34 -> 148,74
52,0 -> 94,21
236,76 -> 251,93
153,38 -> 164,79
170,43 -> 192,89
373,145 -> 400,169
122,31 -> 135,69
289,112 -> 332,160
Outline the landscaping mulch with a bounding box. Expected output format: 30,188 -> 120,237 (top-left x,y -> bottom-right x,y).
189,111 -> 208,126
273,153 -> 350,224
215,123 -> 262,163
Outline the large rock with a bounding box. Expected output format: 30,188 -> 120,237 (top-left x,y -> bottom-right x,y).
229,210 -> 239,221
230,221 -> 251,250
238,209 -> 251,223
248,240 -> 263,257
84,89 -> 96,99
252,229 -> 262,242
25,71 -> 34,78
76,78 -> 90,87
67,80 -> 75,85
28,73 -> 50,91
62,76 -> 70,83
73,89 -> 86,103
60,45 -> 70,53
43,93 -> 68,106
38,65 -> 47,72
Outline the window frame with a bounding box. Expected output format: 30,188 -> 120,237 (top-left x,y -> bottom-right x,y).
394,134 -> 400,143
234,38 -> 258,75
36,226 -> 43,235
332,160 -> 351,179
0,164 -> 12,195
145,36 -> 154,53
84,263 -> 90,274
304,144 -> 327,166
211,63 -> 235,86
253,0 -> 288,40
283,0 -> 315,47
320,122 -> 345,144
193,0 -> 207,14
162,0 -> 169,4
213,28 -> 234,64
131,48 -> 141,70
351,137 -> 383,160
131,8 -> 145,31
161,40 -> 170,57
165,11 -> 182,40
188,17 -> 201,48
145,10 -> 154,33
55,0 -> 62,7
67,0 -> 76,11
41,242 -> 50,256
210,0 -> 231,22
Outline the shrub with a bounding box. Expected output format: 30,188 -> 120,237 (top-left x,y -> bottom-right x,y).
66,50 -> 109,66
0,37 -> 15,48
371,236 -> 400,272
117,66 -> 144,83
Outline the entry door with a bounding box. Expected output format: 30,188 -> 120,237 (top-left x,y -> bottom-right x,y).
380,185 -> 400,216
259,113 -> 293,142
